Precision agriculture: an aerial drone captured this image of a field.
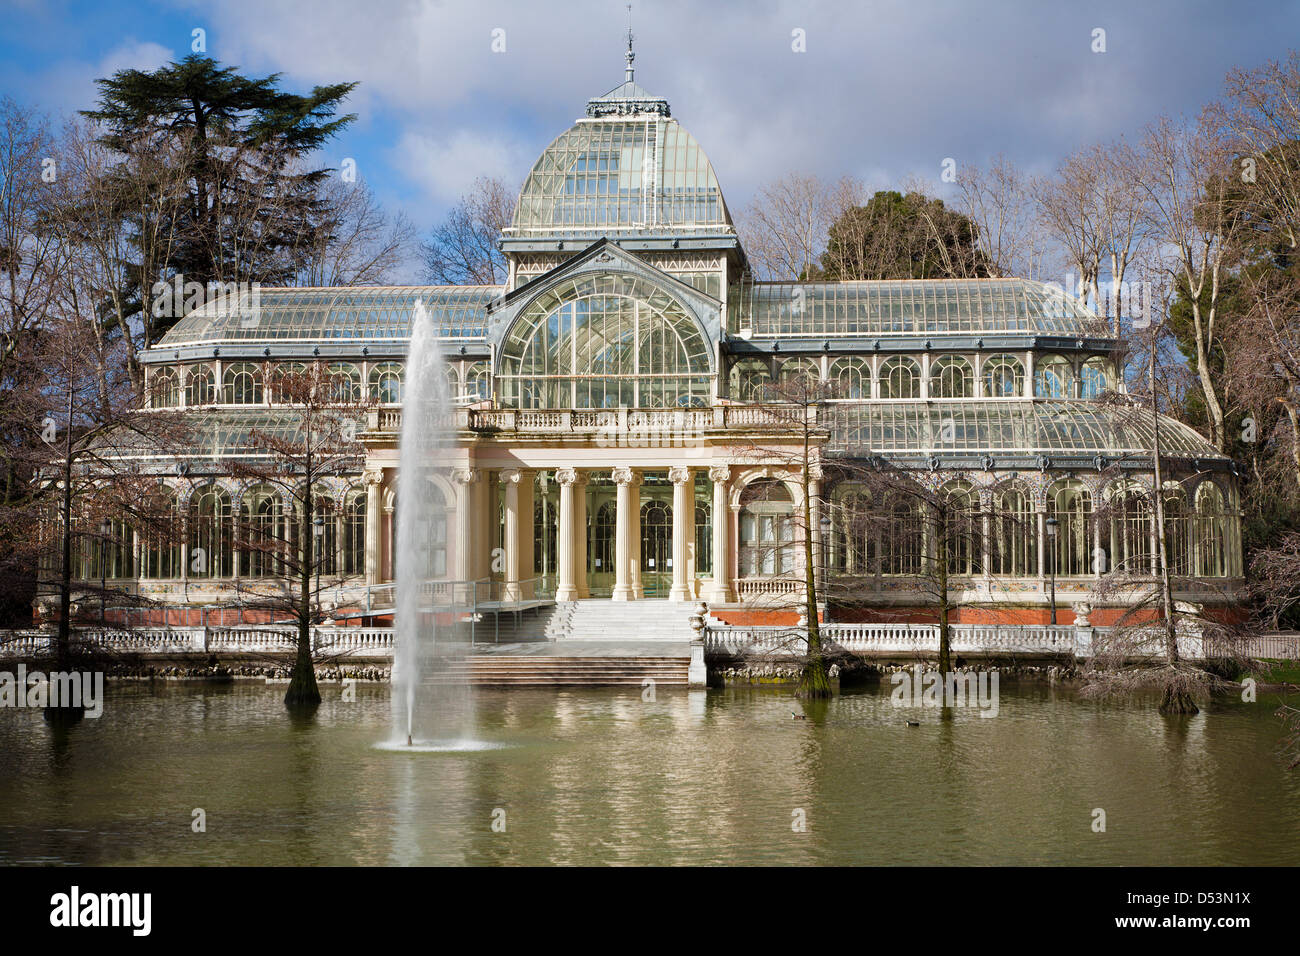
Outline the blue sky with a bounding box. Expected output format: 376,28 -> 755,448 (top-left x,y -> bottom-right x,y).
3,0 -> 1298,280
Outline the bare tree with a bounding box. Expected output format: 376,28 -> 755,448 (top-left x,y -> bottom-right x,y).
290,175 -> 414,287
422,176 -> 514,285
1135,115 -> 1244,452
739,173 -> 861,280
1034,152 -> 1103,309
955,155 -> 1050,279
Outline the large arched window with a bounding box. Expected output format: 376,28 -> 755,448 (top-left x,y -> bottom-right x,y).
269,363 -> 307,404
327,363 -> 362,403
879,356 -> 921,399
1047,479 -> 1091,577
238,485 -> 285,578
392,481 -> 446,578
1035,355 -> 1073,398
1103,482 -> 1152,576
990,483 -> 1036,576
881,489 -> 923,575
832,486 -> 876,574
695,502 -> 712,576
1080,357 -> 1111,399
1194,481 -> 1228,577
498,274 -> 712,409
983,354 -> 1025,398
313,491 -> 339,578
830,356 -> 871,399
1162,484 -> 1190,576
189,484 -> 233,578
730,358 -> 771,401
151,367 -> 181,408
931,356 -> 974,399
142,486 -> 181,579
941,481 -> 980,575
370,363 -> 404,404
640,499 -> 672,586
78,505 -> 134,581
185,365 -> 215,406
342,487 -> 367,576
739,479 -> 795,575
223,363 -> 263,405
778,357 -> 821,391
465,361 -> 490,402
591,501 -> 616,578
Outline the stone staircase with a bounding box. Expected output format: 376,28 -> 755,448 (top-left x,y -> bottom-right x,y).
546,599 -> 701,641
467,599 -> 702,643
428,655 -> 689,686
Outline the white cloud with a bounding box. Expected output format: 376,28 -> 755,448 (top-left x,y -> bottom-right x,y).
392,128 -> 530,206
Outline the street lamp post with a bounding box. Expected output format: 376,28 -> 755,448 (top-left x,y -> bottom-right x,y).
99,519 -> 111,627
1044,516 -> 1059,625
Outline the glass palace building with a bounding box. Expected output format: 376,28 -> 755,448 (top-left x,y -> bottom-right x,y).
114,62 -> 1242,628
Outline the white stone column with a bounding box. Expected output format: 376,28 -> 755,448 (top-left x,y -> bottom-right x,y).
574,471 -> 589,598
452,468 -> 479,604
706,467 -> 734,603
612,467 -> 634,601
363,468 -> 383,585
669,467 -> 694,601
502,468 -> 524,601
555,467 -> 579,602
630,472 -> 644,599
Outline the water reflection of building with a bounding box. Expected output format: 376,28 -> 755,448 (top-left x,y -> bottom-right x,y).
88,48 -> 1242,630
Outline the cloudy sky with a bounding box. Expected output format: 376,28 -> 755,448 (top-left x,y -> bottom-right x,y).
3,0 -> 1297,277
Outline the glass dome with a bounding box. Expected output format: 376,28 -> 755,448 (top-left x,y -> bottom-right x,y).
507,114 -> 733,237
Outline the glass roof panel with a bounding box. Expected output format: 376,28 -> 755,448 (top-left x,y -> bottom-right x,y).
158,286 -> 499,347
729,279 -> 1108,338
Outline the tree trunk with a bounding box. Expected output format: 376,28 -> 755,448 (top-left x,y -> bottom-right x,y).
284,476 -> 321,709
797,422 -> 831,698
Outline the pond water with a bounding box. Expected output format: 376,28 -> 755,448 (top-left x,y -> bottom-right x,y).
1,679 -> 1296,866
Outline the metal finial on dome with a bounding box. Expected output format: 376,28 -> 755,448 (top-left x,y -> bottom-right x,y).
625,4 -> 635,83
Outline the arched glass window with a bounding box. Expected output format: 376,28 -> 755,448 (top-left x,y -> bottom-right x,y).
1047,479 -> 1091,577
465,361 -> 490,402
223,363 -> 264,405
1080,357 -> 1110,399
730,358 -> 771,401
695,502 -> 712,576
832,486 -> 875,574
778,357 -> 821,390
983,354 -> 1025,397
151,367 -> 181,408
881,489 -> 923,575
931,356 -> 974,399
185,365 -> 215,406
78,507 -> 134,581
591,501 -> 616,577
392,481 -> 446,578
342,488 -> 367,576
238,484 -> 284,578
942,481 -> 980,575
444,365 -> 460,403
1194,481 -> 1227,577
370,363 -> 404,404
641,499 -> 672,585
327,363 -> 362,403
268,362 -> 307,404
830,356 -> 871,399
189,484 -> 233,578
142,486 -> 181,579
498,273 -> 711,409
990,484 -> 1036,576
1103,482 -> 1152,576
739,479 -> 795,575
1163,484 -> 1190,576
1035,355 -> 1073,398
879,356 -> 921,399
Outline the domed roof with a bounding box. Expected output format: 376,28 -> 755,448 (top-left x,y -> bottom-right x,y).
506,65 -> 732,238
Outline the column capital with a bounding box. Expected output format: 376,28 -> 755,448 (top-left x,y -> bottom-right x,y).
708,464 -> 731,483
668,466 -> 693,485
501,468 -> 525,484
556,467 -> 579,486
363,468 -> 385,486
612,466 -> 635,485
451,467 -> 480,484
